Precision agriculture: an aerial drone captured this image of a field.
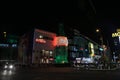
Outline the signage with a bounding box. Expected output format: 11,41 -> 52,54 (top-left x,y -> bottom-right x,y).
112,32 -> 120,37
55,36 -> 68,46
112,29 -> 120,37
35,38 -> 46,43
53,36 -> 68,46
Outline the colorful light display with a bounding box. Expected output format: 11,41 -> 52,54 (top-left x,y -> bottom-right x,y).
54,46 -> 68,64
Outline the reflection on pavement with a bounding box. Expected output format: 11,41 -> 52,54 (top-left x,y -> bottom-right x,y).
0,70 -> 16,80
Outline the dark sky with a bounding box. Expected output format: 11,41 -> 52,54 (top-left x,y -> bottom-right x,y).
0,0 -> 120,44
0,0 -> 95,35
92,0 -> 120,28
92,0 -> 120,43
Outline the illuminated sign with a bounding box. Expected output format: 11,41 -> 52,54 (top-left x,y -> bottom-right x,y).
89,42 -> 95,57
49,58 -> 54,60
35,38 -> 46,43
0,44 -> 9,47
53,36 -> 68,46
112,32 -> 120,37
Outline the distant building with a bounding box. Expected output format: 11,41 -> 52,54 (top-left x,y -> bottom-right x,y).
0,32 -> 18,60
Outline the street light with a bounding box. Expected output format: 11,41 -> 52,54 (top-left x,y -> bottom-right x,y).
96,28 -> 104,46
96,28 -> 112,64
3,32 -> 7,38
96,29 -> 100,33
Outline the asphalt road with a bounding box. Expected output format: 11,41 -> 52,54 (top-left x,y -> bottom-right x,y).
0,67 -> 120,80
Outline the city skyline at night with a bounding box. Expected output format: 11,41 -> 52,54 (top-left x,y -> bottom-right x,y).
0,0 -> 120,51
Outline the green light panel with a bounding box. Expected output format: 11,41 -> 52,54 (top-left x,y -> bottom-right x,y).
55,46 -> 68,64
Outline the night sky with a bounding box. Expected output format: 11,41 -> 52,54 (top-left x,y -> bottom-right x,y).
0,1 -> 94,35
92,0 -> 120,48
0,0 -> 120,46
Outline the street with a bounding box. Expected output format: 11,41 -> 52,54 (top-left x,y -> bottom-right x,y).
0,66 -> 120,80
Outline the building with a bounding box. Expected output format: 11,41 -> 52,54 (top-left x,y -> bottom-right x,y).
68,29 -> 103,64
18,28 -> 56,64
18,28 -> 105,65
0,32 -> 18,60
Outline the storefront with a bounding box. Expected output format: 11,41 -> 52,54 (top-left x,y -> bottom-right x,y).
68,34 -> 102,64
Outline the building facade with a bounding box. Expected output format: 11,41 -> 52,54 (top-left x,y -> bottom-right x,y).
0,33 -> 18,60
67,29 -> 103,64
18,28 -> 104,65
18,28 -> 56,64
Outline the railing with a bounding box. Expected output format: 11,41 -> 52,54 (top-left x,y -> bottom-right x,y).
72,62 -> 120,70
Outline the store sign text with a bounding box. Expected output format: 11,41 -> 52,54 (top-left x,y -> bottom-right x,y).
35,38 -> 46,43
112,32 -> 120,37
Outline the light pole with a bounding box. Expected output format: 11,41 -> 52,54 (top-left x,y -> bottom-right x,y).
96,28 -> 104,46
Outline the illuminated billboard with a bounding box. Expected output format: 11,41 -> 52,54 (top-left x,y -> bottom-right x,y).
112,32 -> 120,37
112,29 -> 120,37
53,36 -> 68,47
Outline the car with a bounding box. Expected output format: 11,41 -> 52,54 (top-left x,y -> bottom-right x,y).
0,60 -> 16,71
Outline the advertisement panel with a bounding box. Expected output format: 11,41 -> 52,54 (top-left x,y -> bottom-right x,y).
53,36 -> 68,47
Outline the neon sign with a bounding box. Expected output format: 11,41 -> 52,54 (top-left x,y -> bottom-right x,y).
112,32 -> 120,37
35,38 -> 46,43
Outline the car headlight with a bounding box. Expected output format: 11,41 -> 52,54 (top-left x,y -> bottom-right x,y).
9,65 -> 13,69
4,65 -> 8,68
